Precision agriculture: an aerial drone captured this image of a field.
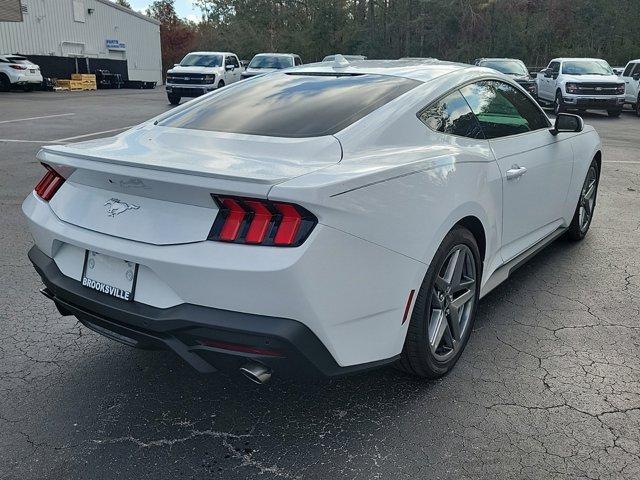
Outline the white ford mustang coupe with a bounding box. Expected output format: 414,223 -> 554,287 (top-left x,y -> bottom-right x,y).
23,59 -> 601,384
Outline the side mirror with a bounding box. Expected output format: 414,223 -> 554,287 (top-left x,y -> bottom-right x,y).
550,113 -> 583,136
225,64 -> 234,71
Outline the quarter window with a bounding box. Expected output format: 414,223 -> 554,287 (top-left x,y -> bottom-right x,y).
418,91 -> 484,139
460,81 -> 550,139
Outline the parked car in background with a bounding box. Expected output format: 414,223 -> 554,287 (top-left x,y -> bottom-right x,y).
536,58 -> 625,117
165,51 -> 242,105
474,58 -> 537,97
0,54 -> 42,92
321,54 -> 367,62
620,59 -> 640,116
241,53 -> 302,79
24,60 -> 601,384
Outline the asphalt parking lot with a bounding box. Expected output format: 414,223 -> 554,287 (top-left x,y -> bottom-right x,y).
1,89 -> 639,480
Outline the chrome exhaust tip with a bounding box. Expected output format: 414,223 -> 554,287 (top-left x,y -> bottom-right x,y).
239,362 -> 272,385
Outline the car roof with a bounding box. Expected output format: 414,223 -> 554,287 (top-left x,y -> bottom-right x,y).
185,51 -> 236,56
477,58 -> 524,62
292,59 -> 469,82
550,57 -> 609,62
253,53 -> 298,57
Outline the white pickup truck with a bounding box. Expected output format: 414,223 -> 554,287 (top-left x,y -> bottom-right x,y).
536,57 -> 626,117
165,51 -> 242,105
620,59 -> 640,116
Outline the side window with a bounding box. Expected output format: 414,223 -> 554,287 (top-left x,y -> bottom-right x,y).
622,63 -> 634,77
460,81 -> 550,139
632,63 -> 640,76
225,56 -> 239,68
549,61 -> 560,74
418,90 -> 484,139
294,56 -> 302,66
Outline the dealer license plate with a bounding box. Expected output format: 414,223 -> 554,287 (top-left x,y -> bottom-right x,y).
81,251 -> 137,301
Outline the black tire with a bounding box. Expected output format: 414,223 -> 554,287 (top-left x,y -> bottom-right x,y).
607,109 -> 622,118
397,226 -> 481,378
567,158 -> 599,241
167,94 -> 181,105
217,80 -> 225,88
554,90 -> 565,115
22,84 -> 33,92
636,98 -> 640,117
0,74 -> 10,92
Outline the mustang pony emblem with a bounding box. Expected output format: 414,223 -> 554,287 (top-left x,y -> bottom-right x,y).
104,198 -> 140,217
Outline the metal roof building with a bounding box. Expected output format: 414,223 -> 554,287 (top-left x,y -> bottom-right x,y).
0,0 -> 162,84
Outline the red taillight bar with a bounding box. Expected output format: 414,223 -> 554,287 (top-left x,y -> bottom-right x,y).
208,194 -> 317,247
34,164 -> 65,201
9,64 -> 27,70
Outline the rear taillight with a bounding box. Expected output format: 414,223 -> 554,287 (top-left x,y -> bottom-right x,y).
9,64 -> 27,70
209,195 -> 317,247
34,164 -> 65,201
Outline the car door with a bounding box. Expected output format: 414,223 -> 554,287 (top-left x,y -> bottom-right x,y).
460,80 -> 574,262
225,55 -> 241,84
542,61 -> 560,101
621,62 -> 635,103
623,62 -> 640,103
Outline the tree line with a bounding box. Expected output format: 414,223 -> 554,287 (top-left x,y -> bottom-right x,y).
141,0 -> 640,75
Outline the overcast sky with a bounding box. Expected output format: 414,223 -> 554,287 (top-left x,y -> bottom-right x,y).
127,0 -> 202,23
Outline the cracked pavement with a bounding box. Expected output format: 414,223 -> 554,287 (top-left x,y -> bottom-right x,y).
1,90 -> 639,479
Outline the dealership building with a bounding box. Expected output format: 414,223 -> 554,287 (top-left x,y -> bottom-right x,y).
0,0 -> 162,84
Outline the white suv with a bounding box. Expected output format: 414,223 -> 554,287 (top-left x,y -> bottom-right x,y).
620,59 -> 640,116
536,57 -> 625,117
165,51 -> 242,105
0,54 -> 43,92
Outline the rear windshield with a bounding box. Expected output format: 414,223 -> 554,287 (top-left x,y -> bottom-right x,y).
161,73 -> 420,138
249,55 -> 293,69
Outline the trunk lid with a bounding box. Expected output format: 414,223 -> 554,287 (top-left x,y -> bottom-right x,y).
40,125 -> 341,245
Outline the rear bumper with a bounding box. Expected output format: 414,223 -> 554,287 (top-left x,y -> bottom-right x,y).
11,74 -> 43,84
29,246 -> 397,378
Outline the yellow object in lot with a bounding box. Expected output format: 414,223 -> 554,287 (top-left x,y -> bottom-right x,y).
55,77 -> 97,91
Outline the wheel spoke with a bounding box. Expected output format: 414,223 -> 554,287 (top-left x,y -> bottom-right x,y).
450,249 -> 466,290
431,289 -> 443,308
447,306 -> 461,341
584,182 -> 596,201
451,289 -> 474,309
435,275 -> 449,293
442,249 -> 459,285
429,309 -> 447,352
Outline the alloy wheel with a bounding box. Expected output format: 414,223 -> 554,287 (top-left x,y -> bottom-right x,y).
578,166 -> 597,232
428,245 -> 477,362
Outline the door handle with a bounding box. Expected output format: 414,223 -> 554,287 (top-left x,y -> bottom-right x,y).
506,165 -> 527,180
